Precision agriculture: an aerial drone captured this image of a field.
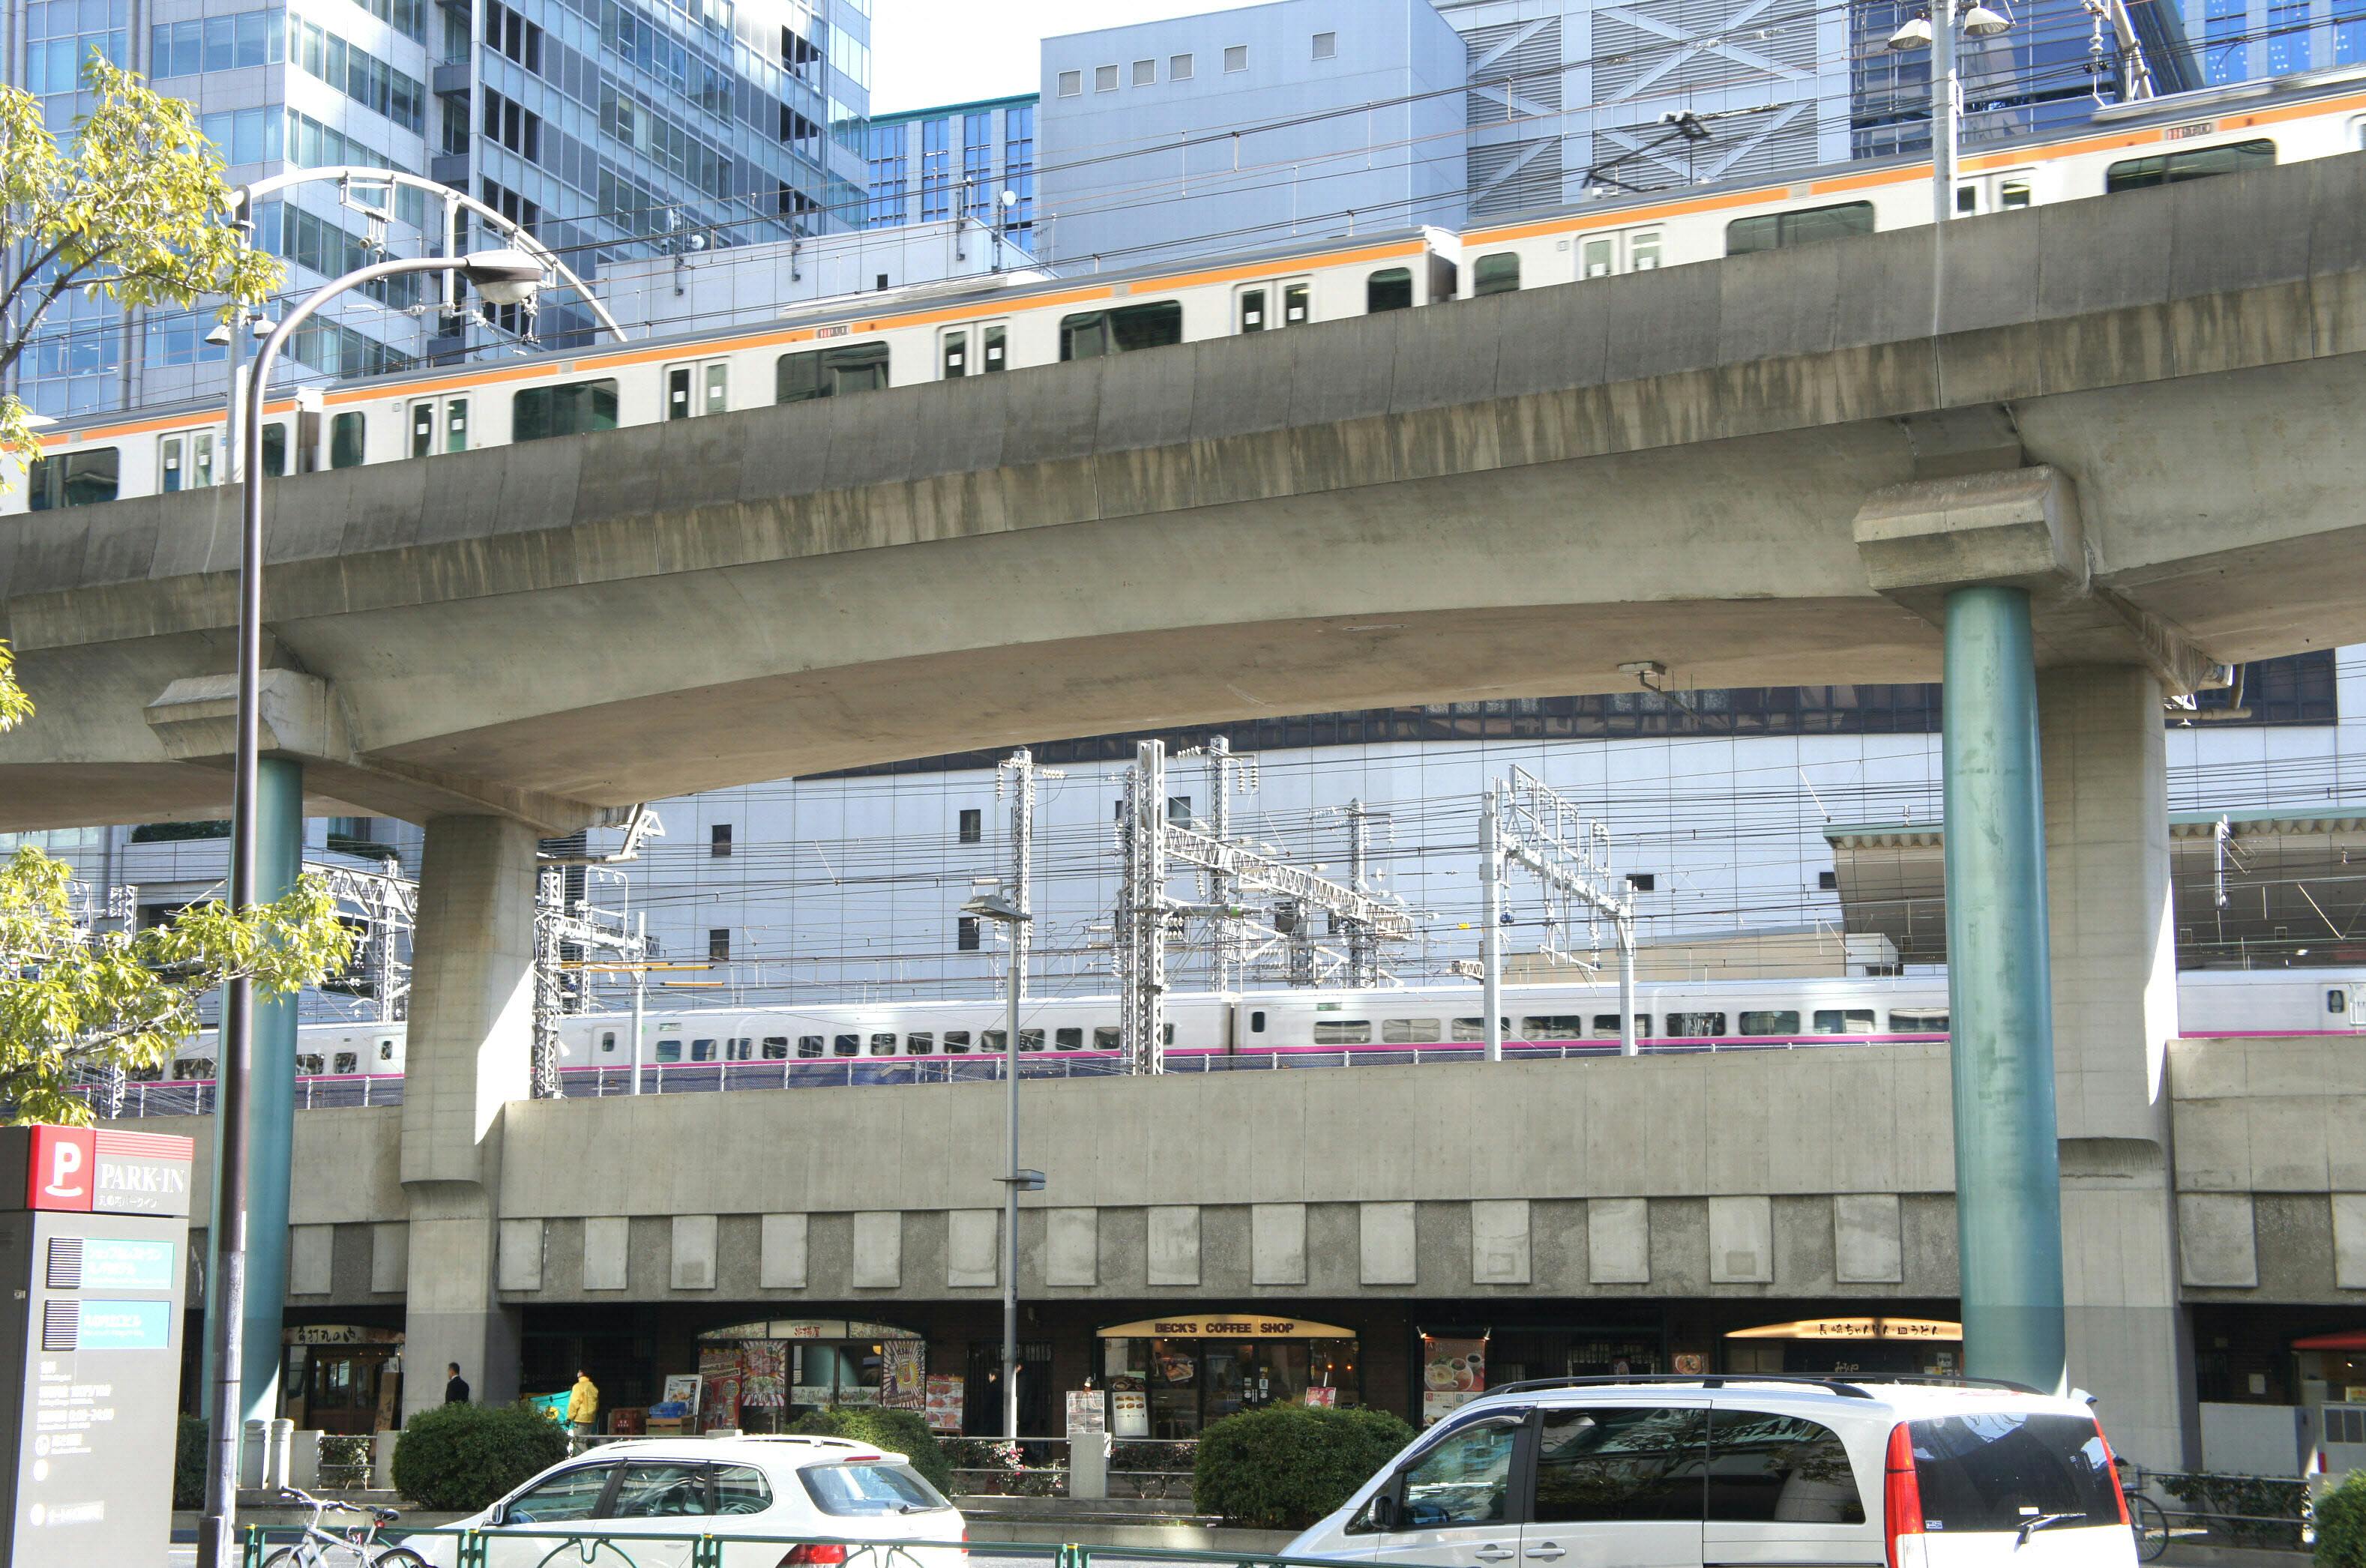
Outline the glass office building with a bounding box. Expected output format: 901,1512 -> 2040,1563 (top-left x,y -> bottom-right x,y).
4,0 -> 871,418
862,92 -> 1035,248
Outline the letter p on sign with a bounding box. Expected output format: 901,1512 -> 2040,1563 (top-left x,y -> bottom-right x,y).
27,1126 -> 94,1211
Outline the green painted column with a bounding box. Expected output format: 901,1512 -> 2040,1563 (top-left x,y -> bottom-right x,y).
202,755 -> 304,1426
1941,585 -> 2068,1394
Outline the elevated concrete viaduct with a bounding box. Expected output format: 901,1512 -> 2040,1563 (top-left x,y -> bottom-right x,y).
15,156 -> 2366,1460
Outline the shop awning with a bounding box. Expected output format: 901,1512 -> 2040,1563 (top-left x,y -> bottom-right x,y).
1727,1316 -> 1962,1342
2293,1331 -> 2366,1350
1099,1315 -> 1354,1339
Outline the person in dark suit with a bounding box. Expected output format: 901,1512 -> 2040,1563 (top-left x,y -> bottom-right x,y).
445,1363 -> 470,1405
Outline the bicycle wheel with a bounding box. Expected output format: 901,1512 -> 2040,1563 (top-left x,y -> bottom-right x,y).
368,1550 -> 432,1567
2131,1495 -> 2171,1562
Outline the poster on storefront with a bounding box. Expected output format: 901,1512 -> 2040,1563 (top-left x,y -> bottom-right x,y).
1303,1386 -> 1337,1408
1110,1386 -> 1149,1438
701,1345 -> 744,1427
741,1341 -> 786,1408
924,1375 -> 966,1433
1419,1335 -> 1487,1426
882,1340 -> 926,1411
1672,1353 -> 1707,1375
1065,1389 -> 1107,1435
663,1375 -> 702,1414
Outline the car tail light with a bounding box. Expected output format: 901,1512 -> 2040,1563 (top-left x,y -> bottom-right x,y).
1884,1422 -> 1924,1568
777,1546 -> 849,1567
2098,1422 -> 2131,1527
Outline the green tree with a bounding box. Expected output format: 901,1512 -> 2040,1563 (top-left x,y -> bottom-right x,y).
0,644 -> 352,1124
0,56 -> 280,469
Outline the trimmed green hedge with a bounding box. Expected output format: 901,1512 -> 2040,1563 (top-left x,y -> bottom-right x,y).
391,1404 -> 568,1511
2320,1471 -> 2366,1566
1193,1404 -> 1415,1529
175,1414 -> 208,1509
788,1406 -> 957,1496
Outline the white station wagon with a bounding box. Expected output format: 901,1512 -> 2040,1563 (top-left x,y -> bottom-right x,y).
1283,1375 -> 2137,1567
408,1434 -> 968,1568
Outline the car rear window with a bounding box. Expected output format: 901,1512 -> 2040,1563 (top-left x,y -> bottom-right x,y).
800,1462 -> 953,1516
1908,1412 -> 2120,1533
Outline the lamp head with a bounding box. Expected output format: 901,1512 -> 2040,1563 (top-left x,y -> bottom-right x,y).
204,321 -> 233,347
1888,13 -> 1935,48
250,316 -> 275,339
1962,2 -> 2011,34
461,247 -> 544,307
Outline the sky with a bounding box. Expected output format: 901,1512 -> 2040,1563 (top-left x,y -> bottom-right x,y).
867,0 -> 1268,115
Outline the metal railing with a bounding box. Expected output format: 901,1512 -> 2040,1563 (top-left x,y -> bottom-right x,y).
238,1531 -> 1430,1568
79,1035 -> 1956,1119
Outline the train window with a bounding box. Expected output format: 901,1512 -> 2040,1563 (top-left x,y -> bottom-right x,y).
2104,139 -> 2274,193
331,411 -> 366,469
1813,1009 -> 1875,1034
1664,1011 -> 1727,1037
982,324 -> 1007,372
797,1035 -> 824,1058
297,1054 -> 325,1074
942,329 -> 969,377
1473,253 -> 1520,297
1284,280 -> 1310,325
2001,178 -> 2031,209
982,1028 -> 1006,1052
1094,1026 -> 1120,1049
1019,1028 -> 1047,1051
1631,231 -> 1662,269
833,1034 -> 859,1057
943,1031 -> 971,1053
1381,1018 -> 1442,1043
1250,1010 -> 1266,1032
161,432 -> 220,491
656,1040 -> 682,1063
409,402 -> 432,456
777,342 -> 891,402
28,447 -> 121,511
513,378 -> 620,441
379,1039 -> 396,1060
1888,1009 -> 1949,1033
334,1052 -> 358,1074
2331,989 -> 2349,1015
1313,1018 -> 1372,1044
869,1033 -> 896,1056
762,1037 -> 789,1058
690,1038 -> 717,1061
161,435 -> 190,493
1054,1027 -> 1083,1049
735,1037 -> 756,1060
1452,1017 -> 1508,1041
600,1031 -> 618,1053
1725,201 -> 1875,256
262,421 -> 290,477
1955,185 -> 1978,215
1522,1015 -> 1585,1040
1366,267 -> 1414,313
1590,1014 -> 1653,1037
908,1031 -> 933,1054
1739,1010 -> 1801,1035
1237,285 -> 1268,331
1059,300 -> 1183,360
1581,237 -> 1613,279
185,1058 -> 217,1079
667,360 -> 729,417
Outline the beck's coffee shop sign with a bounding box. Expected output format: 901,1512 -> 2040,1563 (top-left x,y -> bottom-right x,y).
0,1124 -> 196,1567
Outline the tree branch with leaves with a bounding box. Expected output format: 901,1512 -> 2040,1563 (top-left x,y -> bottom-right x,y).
0,55 -> 281,471
0,645 -> 352,1124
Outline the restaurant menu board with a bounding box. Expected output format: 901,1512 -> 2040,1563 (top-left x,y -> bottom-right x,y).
882,1341 -> 925,1411
1110,1385 -> 1149,1438
1065,1390 -> 1107,1436
923,1375 -> 965,1433
1420,1335 -> 1487,1426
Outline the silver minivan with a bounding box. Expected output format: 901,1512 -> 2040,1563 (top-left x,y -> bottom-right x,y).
1282,1375 -> 2137,1567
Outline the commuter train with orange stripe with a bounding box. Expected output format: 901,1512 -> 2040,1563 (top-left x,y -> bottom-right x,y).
10,70 -> 2366,513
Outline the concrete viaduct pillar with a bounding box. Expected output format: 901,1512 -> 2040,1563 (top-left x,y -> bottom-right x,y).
1858,458 -> 2212,1465
397,814 -> 540,1421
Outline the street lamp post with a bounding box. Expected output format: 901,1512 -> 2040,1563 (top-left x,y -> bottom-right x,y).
962,890 -> 1036,1442
1890,0 -> 2014,224
195,247 -> 545,1568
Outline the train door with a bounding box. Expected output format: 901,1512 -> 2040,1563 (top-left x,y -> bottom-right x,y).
1233,276 -> 1311,334
665,358 -> 729,418
158,429 -> 220,492
939,320 -> 1008,379
1954,167 -> 2035,217
408,394 -> 470,456
1574,227 -> 1663,280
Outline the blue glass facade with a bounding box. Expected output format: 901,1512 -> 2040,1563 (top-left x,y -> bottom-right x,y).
862,93 -> 1035,244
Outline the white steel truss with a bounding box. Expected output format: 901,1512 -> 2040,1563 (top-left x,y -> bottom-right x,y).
532,866 -> 648,1098
1481,765 -> 1638,1059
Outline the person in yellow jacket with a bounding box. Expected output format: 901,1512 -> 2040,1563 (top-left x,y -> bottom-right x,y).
566,1369 -> 600,1450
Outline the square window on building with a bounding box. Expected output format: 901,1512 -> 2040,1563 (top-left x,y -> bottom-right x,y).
1818,870 -> 1837,890
1095,63 -> 1119,91
708,928 -> 731,961
959,807 -> 983,843
957,916 -> 981,952
1224,43 -> 1248,72
1312,31 -> 1337,59
710,823 -> 732,857
1627,872 -> 1656,892
1171,52 -> 1194,79
1133,57 -> 1155,85
1057,69 -> 1081,96
1167,795 -> 1193,824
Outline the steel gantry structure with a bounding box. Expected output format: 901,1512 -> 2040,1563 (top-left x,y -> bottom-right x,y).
1479,765 -> 1638,1061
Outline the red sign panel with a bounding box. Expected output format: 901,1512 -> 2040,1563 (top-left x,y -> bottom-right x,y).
26,1126 -> 95,1212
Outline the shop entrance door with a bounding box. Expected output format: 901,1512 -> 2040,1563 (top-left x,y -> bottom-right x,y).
964,1341 -> 1051,1438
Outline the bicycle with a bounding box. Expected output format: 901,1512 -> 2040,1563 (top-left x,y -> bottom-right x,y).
263,1485 -> 428,1568
2117,1460 -> 2172,1563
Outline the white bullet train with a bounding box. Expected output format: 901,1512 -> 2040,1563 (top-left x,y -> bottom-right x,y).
158,968 -> 2366,1083
13,71 -> 2366,510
